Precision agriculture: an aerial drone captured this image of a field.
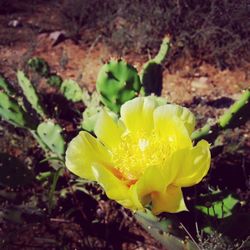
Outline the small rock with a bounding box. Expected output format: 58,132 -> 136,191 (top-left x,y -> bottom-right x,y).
8,19 -> 22,28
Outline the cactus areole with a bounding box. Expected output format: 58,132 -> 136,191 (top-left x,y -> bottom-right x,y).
96,59 -> 141,113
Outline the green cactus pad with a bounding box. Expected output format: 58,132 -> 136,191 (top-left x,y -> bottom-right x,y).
47,74 -> 62,88
37,120 -> 65,157
17,71 -> 46,119
60,79 -> 83,102
135,210 -> 197,250
140,36 -> 171,95
0,92 -> 31,128
28,57 -> 50,77
96,59 -> 141,113
81,91 -> 102,132
0,75 -> 15,96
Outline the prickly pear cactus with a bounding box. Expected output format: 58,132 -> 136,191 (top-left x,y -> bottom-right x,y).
37,120 -> 65,157
140,36 -> 171,95
0,75 -> 15,96
218,89 -> 250,128
60,79 -> 83,102
28,57 -> 50,77
17,71 -> 46,119
96,59 -> 141,113
0,91 -> 33,128
47,74 -> 62,88
81,91 -> 102,132
192,89 -> 250,142
135,210 -> 198,250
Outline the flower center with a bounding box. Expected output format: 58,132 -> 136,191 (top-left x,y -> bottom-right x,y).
111,131 -> 176,181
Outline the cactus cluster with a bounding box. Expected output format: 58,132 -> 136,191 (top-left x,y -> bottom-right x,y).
0,72 -> 66,163
96,59 -> 141,113
96,37 -> 170,113
28,56 -> 63,88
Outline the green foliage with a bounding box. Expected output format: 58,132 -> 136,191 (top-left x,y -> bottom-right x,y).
0,91 -> 33,128
196,193 -> 239,219
28,57 -> 50,77
135,210 -> 198,250
0,153 -> 34,187
192,89 -> 250,142
47,74 -> 62,88
140,36 -> 171,95
82,107 -> 101,132
96,59 -> 141,113
219,89 -> 250,128
0,75 -> 14,96
60,79 -> 83,102
17,70 -> 46,119
37,120 -> 65,157
81,91 -> 102,132
153,35 -> 171,64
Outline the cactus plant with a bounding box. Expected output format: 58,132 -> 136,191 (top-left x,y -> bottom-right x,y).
28,57 -> 50,77
47,74 -> 62,88
218,89 -> 250,128
37,120 -> 65,157
0,91 -> 35,128
0,75 -> 15,96
17,71 -> 46,119
81,91 -> 102,132
192,89 -> 250,142
135,210 -> 198,250
60,79 -> 83,102
140,36 -> 171,95
96,59 -> 141,113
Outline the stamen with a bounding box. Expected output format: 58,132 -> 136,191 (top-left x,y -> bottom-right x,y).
111,130 -> 176,182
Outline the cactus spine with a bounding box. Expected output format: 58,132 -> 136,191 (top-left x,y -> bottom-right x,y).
96,59 -> 141,113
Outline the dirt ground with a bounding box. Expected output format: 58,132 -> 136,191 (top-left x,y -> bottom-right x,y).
0,0 -> 249,249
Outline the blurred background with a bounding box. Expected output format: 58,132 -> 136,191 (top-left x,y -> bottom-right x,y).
0,0 -> 249,249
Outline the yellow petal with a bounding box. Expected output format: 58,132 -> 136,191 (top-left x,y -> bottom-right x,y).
65,131 -> 111,180
94,110 -> 125,149
134,165 -> 167,205
151,185 -> 187,215
120,97 -> 156,134
92,164 -> 142,210
157,104 -> 196,135
153,105 -> 192,149
172,140 -> 211,187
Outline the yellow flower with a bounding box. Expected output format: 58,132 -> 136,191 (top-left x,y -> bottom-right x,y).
65,97 -> 211,214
